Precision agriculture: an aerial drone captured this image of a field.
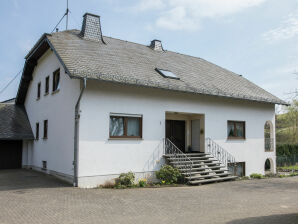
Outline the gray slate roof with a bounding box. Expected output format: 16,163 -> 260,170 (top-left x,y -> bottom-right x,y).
0,103 -> 34,140
46,30 -> 286,105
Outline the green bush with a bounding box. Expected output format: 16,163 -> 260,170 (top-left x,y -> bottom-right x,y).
156,165 -> 182,184
138,179 -> 147,187
117,172 -> 135,187
276,144 -> 298,156
289,172 -> 298,177
250,173 -> 264,179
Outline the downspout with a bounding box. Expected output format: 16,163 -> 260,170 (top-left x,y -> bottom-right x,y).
74,77 -> 87,187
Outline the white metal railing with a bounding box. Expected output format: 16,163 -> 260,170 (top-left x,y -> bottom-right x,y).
205,137 -> 236,167
163,138 -> 193,180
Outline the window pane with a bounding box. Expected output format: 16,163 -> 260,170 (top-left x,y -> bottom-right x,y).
236,123 -> 244,137
53,70 -> 60,91
110,117 -> 124,136
127,117 -> 140,137
228,123 -> 234,137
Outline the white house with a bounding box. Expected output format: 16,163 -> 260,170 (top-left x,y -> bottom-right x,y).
0,13 -> 287,188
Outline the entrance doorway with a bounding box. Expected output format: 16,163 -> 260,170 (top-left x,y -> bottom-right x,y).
166,120 -> 186,152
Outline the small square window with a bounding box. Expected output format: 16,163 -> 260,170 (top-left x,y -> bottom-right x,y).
43,120 -> 48,139
228,121 -> 245,139
45,76 -> 49,94
52,69 -> 60,92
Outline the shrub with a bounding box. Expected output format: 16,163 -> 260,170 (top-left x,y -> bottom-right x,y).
250,173 -> 264,179
156,165 -> 182,184
289,172 -> 298,177
100,180 -> 115,188
116,172 -> 135,187
138,178 -> 147,187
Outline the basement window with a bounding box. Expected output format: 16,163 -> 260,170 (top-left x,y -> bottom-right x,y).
109,114 -> 142,139
155,68 -> 179,79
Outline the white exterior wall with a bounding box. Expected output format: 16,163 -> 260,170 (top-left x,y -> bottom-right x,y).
23,49 -> 80,182
78,81 -> 276,188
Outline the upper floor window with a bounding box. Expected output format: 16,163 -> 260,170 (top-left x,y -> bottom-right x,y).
43,120 -> 48,139
45,76 -> 49,95
37,82 -> 41,99
52,69 -> 60,92
109,114 -> 142,139
35,122 -> 39,140
228,121 -> 245,139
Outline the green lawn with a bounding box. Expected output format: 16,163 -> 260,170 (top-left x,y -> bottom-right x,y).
278,165 -> 298,170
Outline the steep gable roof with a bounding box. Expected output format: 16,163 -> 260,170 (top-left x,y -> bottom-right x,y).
16,30 -> 287,105
0,103 -> 34,140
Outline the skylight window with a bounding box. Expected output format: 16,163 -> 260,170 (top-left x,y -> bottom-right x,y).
155,68 -> 179,80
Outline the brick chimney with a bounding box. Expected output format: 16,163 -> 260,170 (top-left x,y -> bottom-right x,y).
150,39 -> 163,51
80,13 -> 105,43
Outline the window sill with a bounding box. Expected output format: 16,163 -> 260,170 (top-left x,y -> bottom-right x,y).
227,137 -> 246,141
43,137 -> 48,140
44,92 -> 49,96
108,138 -> 143,140
52,89 -> 60,95
36,97 -> 40,101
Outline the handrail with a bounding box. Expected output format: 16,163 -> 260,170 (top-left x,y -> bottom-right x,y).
163,138 -> 193,180
205,137 -> 236,167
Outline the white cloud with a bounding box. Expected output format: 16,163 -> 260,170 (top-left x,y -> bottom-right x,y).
132,0 -> 267,31
262,11 -> 298,43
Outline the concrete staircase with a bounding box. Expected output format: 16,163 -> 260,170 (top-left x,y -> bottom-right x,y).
164,152 -> 237,185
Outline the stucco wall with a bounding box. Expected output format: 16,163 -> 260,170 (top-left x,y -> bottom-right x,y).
23,49 -> 80,178
78,81 -> 276,187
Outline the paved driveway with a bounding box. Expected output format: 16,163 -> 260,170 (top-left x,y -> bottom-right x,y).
0,169 -> 297,224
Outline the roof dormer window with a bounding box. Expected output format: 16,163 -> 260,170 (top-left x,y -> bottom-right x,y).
155,68 -> 179,80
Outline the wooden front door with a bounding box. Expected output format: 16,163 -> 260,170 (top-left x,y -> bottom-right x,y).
166,120 -> 186,152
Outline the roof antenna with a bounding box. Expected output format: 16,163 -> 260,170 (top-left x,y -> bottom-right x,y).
66,0 -> 69,30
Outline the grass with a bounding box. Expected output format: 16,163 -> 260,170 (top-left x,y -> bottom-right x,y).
278,165 -> 298,170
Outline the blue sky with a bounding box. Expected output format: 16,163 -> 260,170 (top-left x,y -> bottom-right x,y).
0,0 -> 297,102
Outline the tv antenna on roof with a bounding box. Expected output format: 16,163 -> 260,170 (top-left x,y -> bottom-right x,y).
51,0 -> 70,33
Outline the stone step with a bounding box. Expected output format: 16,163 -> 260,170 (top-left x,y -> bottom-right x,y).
189,176 -> 237,185
169,158 -> 217,164
173,162 -> 220,168
164,153 -> 208,158
179,165 -> 225,172
185,172 -> 230,180
181,169 -> 228,175
169,157 -> 216,161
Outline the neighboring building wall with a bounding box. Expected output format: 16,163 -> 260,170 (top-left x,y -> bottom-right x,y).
78,81 -> 275,188
22,49 -> 80,182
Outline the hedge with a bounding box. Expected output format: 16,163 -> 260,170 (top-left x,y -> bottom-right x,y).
276,144 -> 298,156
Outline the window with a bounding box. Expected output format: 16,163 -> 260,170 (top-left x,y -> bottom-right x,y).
155,68 -> 179,79
227,121 -> 245,139
37,82 -> 41,99
35,122 -> 39,140
109,115 -> 142,138
52,69 -> 60,92
43,120 -> 48,139
228,162 -> 245,177
45,76 -> 49,94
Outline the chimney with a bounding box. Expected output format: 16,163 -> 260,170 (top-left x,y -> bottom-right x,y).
150,39 -> 163,51
80,13 -> 104,43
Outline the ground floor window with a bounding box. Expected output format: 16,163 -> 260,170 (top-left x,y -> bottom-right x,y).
109,114 -> 142,138
228,162 -> 245,177
227,121 -> 245,139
